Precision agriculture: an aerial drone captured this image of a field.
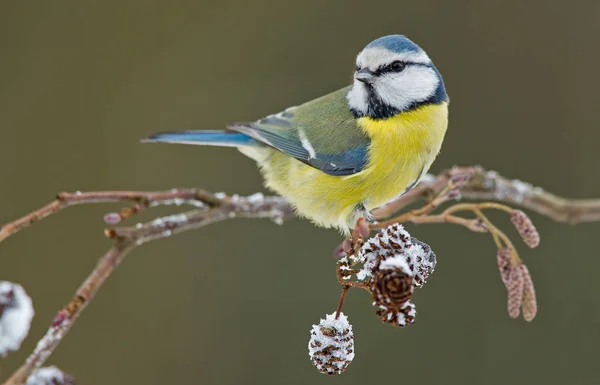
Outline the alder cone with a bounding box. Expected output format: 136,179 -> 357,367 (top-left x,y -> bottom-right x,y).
359,224 -> 436,287
308,313 -> 355,375
376,301 -> 417,327
371,268 -> 414,309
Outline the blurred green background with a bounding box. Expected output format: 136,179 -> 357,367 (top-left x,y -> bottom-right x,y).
1,1 -> 599,384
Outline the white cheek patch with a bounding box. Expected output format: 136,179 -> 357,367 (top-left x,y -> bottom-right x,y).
374,66 -> 439,112
346,81 -> 369,114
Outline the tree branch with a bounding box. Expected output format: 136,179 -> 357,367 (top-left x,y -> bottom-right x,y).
1,166 -> 599,384
372,166 -> 600,223
0,188 -> 225,243
1,193 -> 293,385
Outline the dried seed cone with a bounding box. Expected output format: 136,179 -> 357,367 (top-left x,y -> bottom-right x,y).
359,224 -> 436,287
308,312 -> 355,375
361,223 -> 412,259
371,264 -> 414,309
506,266 -> 525,319
0,286 -> 15,318
409,237 -> 437,287
0,281 -> 34,356
376,301 -> 416,327
511,210 -> 540,248
520,265 -> 537,321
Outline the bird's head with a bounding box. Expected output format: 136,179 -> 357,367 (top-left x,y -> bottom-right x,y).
346,35 -> 447,120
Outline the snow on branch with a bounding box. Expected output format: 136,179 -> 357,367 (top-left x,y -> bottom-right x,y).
0,166 -> 599,382
372,166 -> 600,223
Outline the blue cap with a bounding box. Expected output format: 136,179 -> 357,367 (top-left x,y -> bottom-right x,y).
365,35 -> 422,54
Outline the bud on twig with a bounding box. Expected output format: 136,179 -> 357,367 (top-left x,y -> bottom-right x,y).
440,167 -> 475,202
510,210 -> 540,248
25,366 -> 75,385
103,212 -> 121,225
308,312 -> 355,375
449,167 -> 474,188
0,281 -> 34,356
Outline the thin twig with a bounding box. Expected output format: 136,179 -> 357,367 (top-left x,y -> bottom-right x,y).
4,242 -> 133,385
0,189 -> 224,243
2,194 -> 293,385
335,286 -> 350,319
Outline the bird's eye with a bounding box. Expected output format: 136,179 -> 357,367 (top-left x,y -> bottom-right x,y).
355,65 -> 362,71
390,61 -> 406,72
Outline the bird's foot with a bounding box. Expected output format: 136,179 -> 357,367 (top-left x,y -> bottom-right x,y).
332,218 -> 372,259
351,217 -> 371,251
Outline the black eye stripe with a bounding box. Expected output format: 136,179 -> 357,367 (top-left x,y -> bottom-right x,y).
376,62 -> 432,75
378,61 -> 407,74
355,62 -> 430,77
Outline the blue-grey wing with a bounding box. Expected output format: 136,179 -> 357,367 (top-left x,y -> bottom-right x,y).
228,87 -> 371,176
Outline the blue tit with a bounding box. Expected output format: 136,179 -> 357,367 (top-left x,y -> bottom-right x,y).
144,35 -> 448,233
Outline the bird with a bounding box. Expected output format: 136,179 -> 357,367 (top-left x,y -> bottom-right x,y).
143,35 -> 448,234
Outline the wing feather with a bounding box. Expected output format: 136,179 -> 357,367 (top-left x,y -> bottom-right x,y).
228,87 -> 371,176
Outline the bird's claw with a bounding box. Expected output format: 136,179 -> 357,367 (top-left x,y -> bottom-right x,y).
350,217 -> 371,255
332,217 -> 372,259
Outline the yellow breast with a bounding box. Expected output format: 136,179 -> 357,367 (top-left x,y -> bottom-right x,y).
356,102 -> 449,208
259,102 -> 448,231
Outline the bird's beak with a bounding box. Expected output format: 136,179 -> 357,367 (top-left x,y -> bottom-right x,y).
354,68 -> 376,84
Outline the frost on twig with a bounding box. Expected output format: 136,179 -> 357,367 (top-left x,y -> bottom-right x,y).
308,312 -> 355,375
0,191 -> 293,385
25,367 -> 74,385
0,166 -> 594,381
0,282 -> 34,356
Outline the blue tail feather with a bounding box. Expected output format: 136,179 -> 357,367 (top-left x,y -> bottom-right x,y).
142,130 -> 257,147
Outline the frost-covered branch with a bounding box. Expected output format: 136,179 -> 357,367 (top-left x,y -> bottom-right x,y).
0,188 -> 224,243
1,166 -> 599,382
1,193 -> 293,385
372,166 -> 600,223
1,167 -> 599,247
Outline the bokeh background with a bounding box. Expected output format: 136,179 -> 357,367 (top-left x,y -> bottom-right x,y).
1,1 -> 599,384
